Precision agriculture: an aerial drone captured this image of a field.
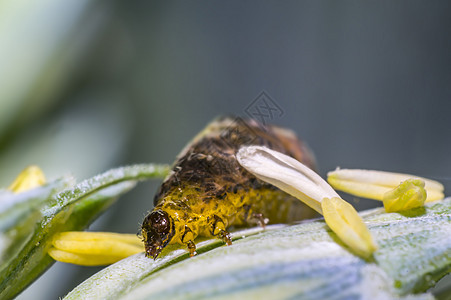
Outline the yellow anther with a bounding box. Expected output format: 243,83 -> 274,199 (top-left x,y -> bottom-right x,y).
327,169 -> 444,203
8,165 -> 46,193
322,197 -> 377,258
49,232 -> 143,266
383,179 -> 427,212
48,249 -> 130,266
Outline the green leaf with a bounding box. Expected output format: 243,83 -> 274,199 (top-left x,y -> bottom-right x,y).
0,163 -> 169,300
0,178 -> 72,271
65,198 -> 451,300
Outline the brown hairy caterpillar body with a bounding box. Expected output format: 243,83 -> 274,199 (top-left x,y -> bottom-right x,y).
141,117 -> 317,258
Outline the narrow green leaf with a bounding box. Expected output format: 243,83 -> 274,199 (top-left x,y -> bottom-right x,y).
66,198 -> 451,300
0,178 -> 72,270
0,164 -> 169,300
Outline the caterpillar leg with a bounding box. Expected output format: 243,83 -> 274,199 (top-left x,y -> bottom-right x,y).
186,240 -> 197,257
249,212 -> 268,228
243,205 -> 268,228
218,229 -> 232,246
182,225 -> 198,257
210,215 -> 232,246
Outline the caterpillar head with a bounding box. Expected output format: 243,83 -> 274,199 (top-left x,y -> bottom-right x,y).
141,209 -> 175,259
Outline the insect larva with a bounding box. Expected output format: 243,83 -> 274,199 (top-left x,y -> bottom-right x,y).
141,117 -> 317,258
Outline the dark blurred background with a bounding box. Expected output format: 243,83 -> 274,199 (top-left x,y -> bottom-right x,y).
1,1 -> 449,299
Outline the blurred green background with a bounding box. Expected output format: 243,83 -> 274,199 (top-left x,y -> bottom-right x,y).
1,1 -> 450,298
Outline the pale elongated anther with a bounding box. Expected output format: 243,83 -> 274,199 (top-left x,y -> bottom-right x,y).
7,165 -> 46,193
327,169 -> 444,203
49,232 -> 143,266
236,145 -> 339,214
237,146 -> 377,258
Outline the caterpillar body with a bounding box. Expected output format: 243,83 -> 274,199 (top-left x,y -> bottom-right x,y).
141,117 -> 317,258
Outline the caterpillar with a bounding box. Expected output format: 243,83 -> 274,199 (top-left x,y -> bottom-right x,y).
141,117 -> 317,258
